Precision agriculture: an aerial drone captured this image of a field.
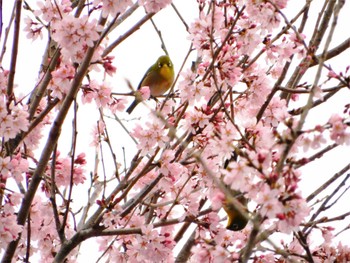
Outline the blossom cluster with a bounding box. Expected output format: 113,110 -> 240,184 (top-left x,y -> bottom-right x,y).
43,152 -> 87,189
18,197 -> 77,263
0,193 -> 23,249
0,72 -> 29,142
131,116 -> 170,156
81,80 -> 125,113
51,15 -> 102,63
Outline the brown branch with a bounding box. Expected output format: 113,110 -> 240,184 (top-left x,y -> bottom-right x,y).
303,211 -> 350,227
52,207 -> 214,262
171,3 -> 189,32
279,84 -> 346,95
26,98 -> 60,136
295,143 -> 338,169
7,0 -> 22,97
100,207 -> 213,237
28,47 -> 60,121
289,83 -> 344,116
175,229 -> 196,263
295,231 -> 314,263
50,146 -> 65,242
310,37 -> 350,67
119,173 -> 163,218
99,111 -> 120,181
150,17 -> 168,55
60,100 -> 79,235
240,220 -> 260,263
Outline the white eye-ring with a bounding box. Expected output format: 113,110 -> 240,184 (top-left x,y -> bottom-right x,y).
158,62 -> 161,68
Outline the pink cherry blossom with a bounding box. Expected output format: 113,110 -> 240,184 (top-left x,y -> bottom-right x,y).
45,152 -> 86,187
34,0 -> 72,23
139,85 -> 151,101
93,0 -> 133,18
139,0 -> 173,13
24,17 -> 43,40
51,15 -> 102,63
131,116 -> 170,156
49,63 -> 75,99
255,185 -> 283,218
328,114 -> 350,145
263,97 -> 289,127
0,96 -> 29,142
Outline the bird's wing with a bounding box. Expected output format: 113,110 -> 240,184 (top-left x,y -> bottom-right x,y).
137,65 -> 153,90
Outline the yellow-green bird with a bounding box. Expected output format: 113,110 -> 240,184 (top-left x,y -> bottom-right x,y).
222,189 -> 249,231
222,154 -> 249,231
126,55 -> 175,114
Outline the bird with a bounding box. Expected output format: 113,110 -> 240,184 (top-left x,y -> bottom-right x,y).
222,153 -> 249,231
222,188 -> 249,231
126,55 -> 175,114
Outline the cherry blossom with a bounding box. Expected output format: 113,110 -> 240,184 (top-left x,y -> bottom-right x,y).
139,85 -> 151,101
51,15 -> 102,63
23,17 -> 44,40
93,0 -> 133,18
0,96 -> 29,142
0,202 -> 23,245
131,116 -> 170,156
49,63 -> 75,100
34,0 -> 72,23
139,0 -> 173,13
328,114 -> 350,145
44,152 -> 86,187
82,80 -> 114,109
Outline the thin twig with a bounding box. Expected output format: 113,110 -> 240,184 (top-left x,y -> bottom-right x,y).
0,2 -> 16,63
102,12 -> 155,57
171,3 -> 189,31
306,163 -> 350,203
150,17 -> 168,55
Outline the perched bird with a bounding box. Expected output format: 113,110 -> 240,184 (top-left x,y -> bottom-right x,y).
126,55 -> 175,114
222,188 -> 249,231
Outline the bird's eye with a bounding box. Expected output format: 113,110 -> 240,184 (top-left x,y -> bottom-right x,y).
168,62 -> 172,67
158,62 -> 161,68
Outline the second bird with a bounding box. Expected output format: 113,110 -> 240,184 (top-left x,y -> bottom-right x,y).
126,55 -> 175,114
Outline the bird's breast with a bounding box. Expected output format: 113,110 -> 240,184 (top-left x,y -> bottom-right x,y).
148,66 -> 174,96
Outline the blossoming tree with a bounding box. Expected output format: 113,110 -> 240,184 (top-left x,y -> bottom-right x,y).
1,0 -> 350,262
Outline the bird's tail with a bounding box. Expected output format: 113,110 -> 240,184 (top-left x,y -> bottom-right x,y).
126,100 -> 139,114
